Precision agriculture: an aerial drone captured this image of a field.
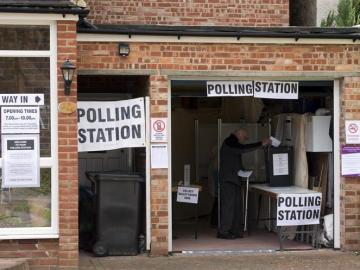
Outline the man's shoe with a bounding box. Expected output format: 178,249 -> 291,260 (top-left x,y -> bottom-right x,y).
216,231 -> 237,240
230,231 -> 244,238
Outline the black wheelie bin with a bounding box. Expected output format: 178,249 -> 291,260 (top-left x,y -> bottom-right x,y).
86,171 -> 144,256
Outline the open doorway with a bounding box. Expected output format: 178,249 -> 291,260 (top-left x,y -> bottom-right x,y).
170,80 -> 336,252
77,75 -> 149,256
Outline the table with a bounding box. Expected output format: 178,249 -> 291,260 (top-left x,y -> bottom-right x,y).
249,184 -> 320,251
172,185 -> 202,239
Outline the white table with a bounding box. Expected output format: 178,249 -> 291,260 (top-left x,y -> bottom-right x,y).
250,184 -> 319,195
249,184 -> 320,250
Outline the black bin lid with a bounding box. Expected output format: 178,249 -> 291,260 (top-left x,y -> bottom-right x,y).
86,170 -> 144,182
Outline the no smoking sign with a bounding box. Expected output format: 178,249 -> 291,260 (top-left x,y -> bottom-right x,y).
151,118 -> 168,142
345,120 -> 360,144
348,123 -> 358,134
153,119 -> 166,132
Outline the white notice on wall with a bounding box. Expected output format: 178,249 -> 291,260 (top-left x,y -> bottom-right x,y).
277,193 -> 322,226
151,118 -> 168,142
1,106 -> 40,134
151,144 -> 168,169
177,186 -> 199,204
341,152 -> 360,176
273,153 -> 289,176
2,134 -> 40,188
345,120 -> 360,144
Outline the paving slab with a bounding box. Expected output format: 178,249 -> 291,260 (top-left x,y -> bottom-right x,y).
80,250 -> 360,270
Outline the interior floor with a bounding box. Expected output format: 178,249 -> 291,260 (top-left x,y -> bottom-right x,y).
172,216 -> 313,252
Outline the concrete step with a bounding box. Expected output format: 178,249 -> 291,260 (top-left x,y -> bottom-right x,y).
0,259 -> 29,270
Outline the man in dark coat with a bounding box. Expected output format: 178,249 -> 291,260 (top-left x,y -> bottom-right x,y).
217,129 -> 271,239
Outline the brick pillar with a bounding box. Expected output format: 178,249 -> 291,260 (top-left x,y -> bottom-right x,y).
149,75 -> 169,255
340,77 -> 360,250
57,21 -> 79,269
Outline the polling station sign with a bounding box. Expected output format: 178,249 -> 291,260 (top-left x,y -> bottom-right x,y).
254,81 -> 298,99
77,98 -> 145,152
206,81 -> 254,97
277,193 -> 322,226
206,81 -> 298,99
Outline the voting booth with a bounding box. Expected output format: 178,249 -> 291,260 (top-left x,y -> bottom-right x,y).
265,146 -> 294,187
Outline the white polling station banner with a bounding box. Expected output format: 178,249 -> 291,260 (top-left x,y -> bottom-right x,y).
206,81 -> 299,99
77,98 -> 146,152
206,81 -> 254,97
253,81 -> 299,99
277,193 -> 322,226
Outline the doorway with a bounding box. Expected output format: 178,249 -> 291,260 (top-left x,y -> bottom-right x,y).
170,79 -> 339,253
77,75 -> 150,256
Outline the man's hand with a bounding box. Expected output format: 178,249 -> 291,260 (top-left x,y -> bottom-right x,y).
262,138 -> 272,146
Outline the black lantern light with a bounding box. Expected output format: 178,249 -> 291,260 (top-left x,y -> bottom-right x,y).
61,59 -> 76,95
118,43 -> 130,57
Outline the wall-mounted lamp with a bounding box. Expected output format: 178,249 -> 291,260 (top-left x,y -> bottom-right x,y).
119,43 -> 130,57
61,59 -> 76,96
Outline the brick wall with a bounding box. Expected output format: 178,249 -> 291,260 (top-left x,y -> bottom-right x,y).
78,42 -> 360,72
0,239 -> 58,270
340,77 -> 360,250
86,0 -> 289,27
57,21 -> 79,269
78,41 -> 360,252
149,75 -> 169,255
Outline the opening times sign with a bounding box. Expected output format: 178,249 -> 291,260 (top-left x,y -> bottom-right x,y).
206,81 -> 299,99
1,106 -> 40,134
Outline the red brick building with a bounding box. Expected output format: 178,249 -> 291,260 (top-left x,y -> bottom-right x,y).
0,0 -> 360,269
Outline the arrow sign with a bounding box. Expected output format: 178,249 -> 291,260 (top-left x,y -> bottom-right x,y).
0,94 -> 44,106
35,96 -> 42,104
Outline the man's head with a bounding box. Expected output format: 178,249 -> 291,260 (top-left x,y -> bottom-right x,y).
234,128 -> 249,143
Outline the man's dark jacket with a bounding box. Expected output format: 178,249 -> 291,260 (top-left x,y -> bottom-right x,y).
219,134 -> 262,186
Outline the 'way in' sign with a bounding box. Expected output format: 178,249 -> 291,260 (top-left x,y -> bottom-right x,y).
0,94 -> 44,106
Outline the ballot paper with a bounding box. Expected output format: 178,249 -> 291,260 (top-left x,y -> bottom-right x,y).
238,170 -> 253,178
270,136 -> 281,147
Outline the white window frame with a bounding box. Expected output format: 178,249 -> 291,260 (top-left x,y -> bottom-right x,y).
0,20 -> 58,239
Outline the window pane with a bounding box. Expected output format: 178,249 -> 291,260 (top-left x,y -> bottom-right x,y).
0,57 -> 51,157
0,168 -> 51,228
0,25 -> 50,50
